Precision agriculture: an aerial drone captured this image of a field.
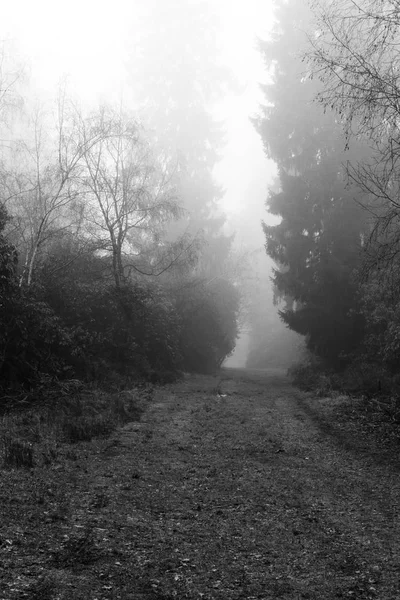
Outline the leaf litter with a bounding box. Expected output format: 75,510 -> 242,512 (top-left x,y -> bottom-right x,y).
0,369 -> 399,599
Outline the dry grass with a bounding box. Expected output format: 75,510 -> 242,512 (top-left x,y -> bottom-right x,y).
0,383 -> 150,470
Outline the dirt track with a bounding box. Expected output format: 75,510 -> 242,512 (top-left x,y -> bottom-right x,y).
2,368 -> 400,599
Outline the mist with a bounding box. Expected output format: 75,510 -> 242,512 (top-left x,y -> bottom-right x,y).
3,3 -> 400,594
2,0 -> 398,392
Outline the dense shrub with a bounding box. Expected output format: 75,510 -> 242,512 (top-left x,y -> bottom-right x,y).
287,360 -> 323,391
174,276 -> 240,374
2,293 -> 75,386
0,206 -> 74,391
2,220 -> 240,393
359,277 -> 400,375
38,236 -> 183,383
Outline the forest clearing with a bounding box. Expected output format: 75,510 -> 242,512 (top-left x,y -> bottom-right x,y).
1,368 -> 399,600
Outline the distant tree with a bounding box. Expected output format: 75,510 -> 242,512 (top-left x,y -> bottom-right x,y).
173,275 -> 240,374
128,0 -> 233,261
0,41 -> 24,126
79,107 -> 188,287
254,0 -> 368,368
1,94 -> 104,287
244,253 -> 304,370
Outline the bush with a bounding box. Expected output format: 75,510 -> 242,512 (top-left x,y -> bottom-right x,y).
2,435 -> 35,469
39,237 -> 183,383
0,206 -> 75,391
287,357 -> 339,395
62,415 -> 114,443
174,276 -> 240,374
287,361 -> 321,390
288,354 -> 394,400
1,223 -> 240,389
337,359 -> 390,395
0,384 -> 146,468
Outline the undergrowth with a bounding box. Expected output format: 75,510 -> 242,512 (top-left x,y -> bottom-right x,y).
0,380 -> 151,470
289,359 -> 400,444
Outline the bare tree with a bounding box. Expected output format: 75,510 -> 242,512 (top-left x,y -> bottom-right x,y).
307,0 -> 400,271
308,1 -> 400,137
79,107 -> 186,287
0,41 -> 24,127
1,93 -> 108,287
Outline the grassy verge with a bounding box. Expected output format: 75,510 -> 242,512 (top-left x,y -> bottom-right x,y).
0,380 -> 152,599
0,380 -> 151,470
288,361 -> 400,465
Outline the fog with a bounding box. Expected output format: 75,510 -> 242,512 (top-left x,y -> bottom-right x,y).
3,3 -> 400,594
0,0 -> 314,384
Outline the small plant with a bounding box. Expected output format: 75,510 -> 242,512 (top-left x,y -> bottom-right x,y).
3,435 -> 34,469
287,361 -> 322,391
212,381 -> 223,395
315,373 -> 335,397
110,394 -> 130,420
62,415 -> 114,443
41,437 -> 58,465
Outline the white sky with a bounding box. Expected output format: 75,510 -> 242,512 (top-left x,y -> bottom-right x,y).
1,0 -> 277,243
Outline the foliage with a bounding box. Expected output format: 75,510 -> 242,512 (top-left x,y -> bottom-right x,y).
62,415 -> 114,443
0,204 -> 17,289
2,213 -> 240,397
0,383 -> 147,470
130,0 -> 230,230
287,362 -> 318,391
0,14 -> 242,397
352,267 -> 400,387
79,107 -> 184,287
0,204 -> 74,390
304,0 -> 400,392
308,0 -> 400,273
255,0 -> 368,369
38,234 -> 183,383
129,0 -> 234,286
173,276 -> 240,374
3,435 -> 35,469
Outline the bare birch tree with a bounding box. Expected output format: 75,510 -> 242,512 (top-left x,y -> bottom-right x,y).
79,107 -> 185,287
1,93 -> 109,287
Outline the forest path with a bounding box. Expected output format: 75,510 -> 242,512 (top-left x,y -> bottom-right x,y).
85,368 -> 400,599
3,369 -> 400,599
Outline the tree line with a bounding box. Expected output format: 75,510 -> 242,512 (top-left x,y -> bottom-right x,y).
0,2 -> 241,397
255,0 -> 400,393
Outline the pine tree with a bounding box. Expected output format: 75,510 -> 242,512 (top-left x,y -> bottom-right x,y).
128,0 -> 231,246
254,0 -> 368,368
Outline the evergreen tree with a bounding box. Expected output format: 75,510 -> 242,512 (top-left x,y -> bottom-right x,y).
254,0 -> 368,368
128,0 -> 233,264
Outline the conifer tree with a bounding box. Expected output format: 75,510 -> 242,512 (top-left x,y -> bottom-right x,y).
255,0 -> 368,367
